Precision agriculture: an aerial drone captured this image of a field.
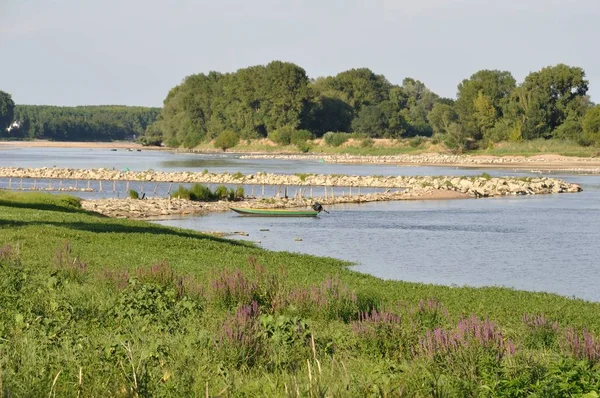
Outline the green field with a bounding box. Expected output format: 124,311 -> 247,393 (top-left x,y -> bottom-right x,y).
1,191 -> 599,396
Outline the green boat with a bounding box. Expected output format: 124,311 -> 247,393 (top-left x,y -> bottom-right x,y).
230,207 -> 320,217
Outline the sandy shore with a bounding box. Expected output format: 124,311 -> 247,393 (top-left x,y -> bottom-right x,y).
0,141 -> 161,150
2,140 -> 600,172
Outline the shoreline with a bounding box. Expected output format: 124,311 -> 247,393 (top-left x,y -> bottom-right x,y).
80,189 -> 471,220
2,140 -> 600,172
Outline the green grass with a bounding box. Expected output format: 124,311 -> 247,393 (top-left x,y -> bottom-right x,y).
474,139 -> 600,157
1,191 -> 600,396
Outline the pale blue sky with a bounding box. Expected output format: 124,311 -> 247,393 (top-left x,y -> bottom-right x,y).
1,0 -> 598,107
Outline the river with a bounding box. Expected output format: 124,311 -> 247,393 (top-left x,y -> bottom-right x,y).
3,147 -> 600,302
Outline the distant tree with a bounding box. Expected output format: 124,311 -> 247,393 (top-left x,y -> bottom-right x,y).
9,105 -> 159,141
213,130 -> 239,151
427,103 -> 458,136
510,64 -> 589,140
351,102 -> 407,138
455,70 -> 516,139
582,105 -> 600,145
0,90 -> 15,134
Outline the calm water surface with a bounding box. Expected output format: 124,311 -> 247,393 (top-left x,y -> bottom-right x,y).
3,147 -> 599,301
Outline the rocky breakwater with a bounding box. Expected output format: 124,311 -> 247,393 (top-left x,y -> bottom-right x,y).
80,187 -> 465,219
0,167 -> 583,197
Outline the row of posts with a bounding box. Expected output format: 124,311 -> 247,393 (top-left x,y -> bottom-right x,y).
1,178 -> 364,199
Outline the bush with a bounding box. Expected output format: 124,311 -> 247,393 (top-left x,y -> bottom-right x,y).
172,185 -> 192,200
189,184 -> 214,201
235,186 -> 245,199
409,136 -> 424,148
268,126 -> 294,145
128,189 -> 139,199
323,132 -> 350,147
213,130 -> 239,151
291,129 -> 313,146
214,185 -> 229,200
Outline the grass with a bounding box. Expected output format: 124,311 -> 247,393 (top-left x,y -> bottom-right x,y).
1,191 -> 600,396
474,139 -> 600,157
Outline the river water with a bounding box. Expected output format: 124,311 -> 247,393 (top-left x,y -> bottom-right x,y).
3,147 -> 600,302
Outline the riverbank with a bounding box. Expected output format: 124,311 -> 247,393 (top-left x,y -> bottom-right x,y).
2,140 -> 600,172
2,191 -> 600,396
79,189 -> 470,219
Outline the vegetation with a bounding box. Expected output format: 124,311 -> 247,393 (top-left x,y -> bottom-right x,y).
171,183 -> 243,201
0,90 -> 15,133
1,191 -> 600,396
135,62 -> 597,153
1,105 -> 159,142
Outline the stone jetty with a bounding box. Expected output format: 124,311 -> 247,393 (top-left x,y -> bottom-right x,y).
0,167 -> 582,198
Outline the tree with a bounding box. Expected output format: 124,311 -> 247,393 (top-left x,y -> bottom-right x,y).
510,64 -> 589,139
0,90 -> 15,134
455,70 -> 516,138
582,105 -> 600,145
351,101 -> 407,138
427,103 -> 458,136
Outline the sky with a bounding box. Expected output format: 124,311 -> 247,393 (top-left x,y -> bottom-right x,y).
1,0 -> 598,107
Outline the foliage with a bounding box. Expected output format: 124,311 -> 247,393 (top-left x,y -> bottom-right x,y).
128,189 -> 140,199
0,90 -> 15,133
583,105 -> 600,146
290,129 -> 313,147
267,125 -> 294,145
323,131 -> 350,147
4,105 -> 159,141
213,130 -> 239,151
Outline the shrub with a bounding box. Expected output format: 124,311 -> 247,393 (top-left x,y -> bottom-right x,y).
409,136 -> 424,148
323,132 -> 350,147
290,129 -> 313,147
189,183 -> 214,201
172,185 -> 192,200
213,185 -> 229,200
268,126 -> 294,145
213,130 -> 239,151
128,189 -> 139,199
235,186 -> 245,199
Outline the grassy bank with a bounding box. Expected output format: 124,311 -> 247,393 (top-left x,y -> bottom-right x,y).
1,191 -> 600,396
185,137 -> 600,158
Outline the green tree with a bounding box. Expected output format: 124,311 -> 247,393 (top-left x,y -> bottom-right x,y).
510,64 -> 589,139
582,105 -> 600,145
455,70 -> 516,138
0,90 -> 16,134
427,103 -> 458,136
213,130 -> 239,151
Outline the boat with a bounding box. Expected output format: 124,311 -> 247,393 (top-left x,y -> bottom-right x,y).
230,207 -> 320,217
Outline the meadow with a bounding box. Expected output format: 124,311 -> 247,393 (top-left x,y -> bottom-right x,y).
1,191 -> 600,396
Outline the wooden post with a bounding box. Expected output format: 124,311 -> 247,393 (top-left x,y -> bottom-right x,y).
154,182 -> 159,196
324,186 -> 327,199
48,179 -> 52,190
349,186 -> 352,197
140,182 -> 144,193
8,178 -> 11,189
251,185 -> 254,197
310,186 -> 313,198
34,179 -> 37,190
75,180 -> 78,190
20,178 -> 23,190
59,180 -> 62,190
99,180 -> 102,192
87,180 -> 91,190
167,183 -> 172,195
126,181 -> 130,192
262,184 -> 265,198
113,180 -> 116,192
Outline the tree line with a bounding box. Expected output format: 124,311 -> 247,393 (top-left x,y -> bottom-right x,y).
145,61 -> 600,150
0,100 -> 159,142
2,61 -> 600,148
